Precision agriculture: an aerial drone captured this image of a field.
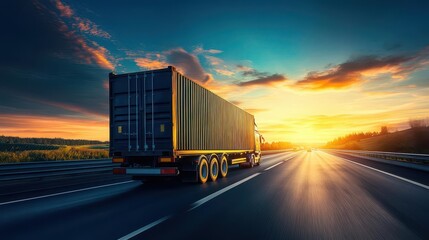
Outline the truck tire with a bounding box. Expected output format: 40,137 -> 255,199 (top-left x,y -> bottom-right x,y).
255,154 -> 261,166
249,154 -> 255,168
198,157 -> 209,184
219,155 -> 228,178
209,157 -> 219,182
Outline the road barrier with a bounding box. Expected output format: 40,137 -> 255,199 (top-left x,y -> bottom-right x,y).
328,149 -> 429,172
0,159 -> 118,181
330,150 -> 429,164
0,150 -> 291,182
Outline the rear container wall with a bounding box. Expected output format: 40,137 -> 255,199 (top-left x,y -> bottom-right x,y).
110,68 -> 173,156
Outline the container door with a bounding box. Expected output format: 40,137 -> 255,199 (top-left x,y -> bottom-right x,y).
141,71 -> 173,153
110,68 -> 173,156
110,74 -> 141,154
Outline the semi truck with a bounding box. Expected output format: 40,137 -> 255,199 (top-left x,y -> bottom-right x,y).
110,66 -> 262,183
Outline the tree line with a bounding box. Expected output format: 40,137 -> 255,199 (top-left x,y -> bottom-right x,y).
325,131 -> 380,147
261,141 -> 294,150
326,117 -> 429,147
0,136 -> 108,146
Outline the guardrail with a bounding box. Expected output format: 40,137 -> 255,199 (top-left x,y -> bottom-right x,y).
0,150 -> 293,181
0,159 -> 118,181
329,149 -> 429,165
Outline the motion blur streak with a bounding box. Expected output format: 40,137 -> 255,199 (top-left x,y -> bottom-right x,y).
1,151 -> 428,239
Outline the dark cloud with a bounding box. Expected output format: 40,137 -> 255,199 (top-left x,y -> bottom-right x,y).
0,0 -> 111,118
241,69 -> 268,78
235,65 -> 286,87
166,48 -> 213,82
236,65 -> 268,78
238,74 -> 287,87
295,54 -> 416,90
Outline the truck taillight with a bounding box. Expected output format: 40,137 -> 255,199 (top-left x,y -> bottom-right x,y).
161,168 -> 176,175
113,168 -> 126,174
159,156 -> 174,163
112,157 -> 124,163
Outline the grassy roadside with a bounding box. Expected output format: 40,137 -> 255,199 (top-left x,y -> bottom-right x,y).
0,144 -> 109,164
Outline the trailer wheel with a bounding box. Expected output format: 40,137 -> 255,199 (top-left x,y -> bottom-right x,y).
219,155 -> 228,178
209,157 -> 219,182
255,154 -> 261,166
198,157 -> 209,184
249,154 -> 255,168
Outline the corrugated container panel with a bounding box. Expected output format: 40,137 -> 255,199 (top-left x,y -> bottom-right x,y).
174,71 -> 255,151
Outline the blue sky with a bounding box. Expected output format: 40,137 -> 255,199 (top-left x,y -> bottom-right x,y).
0,0 -> 428,143
85,0 -> 429,77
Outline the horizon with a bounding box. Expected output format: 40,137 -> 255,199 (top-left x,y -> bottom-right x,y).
1,0 -> 428,144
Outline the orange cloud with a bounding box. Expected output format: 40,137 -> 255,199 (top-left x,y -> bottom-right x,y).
70,36 -> 114,69
238,74 -> 287,87
55,0 -> 111,39
133,48 -> 213,83
135,58 -> 168,69
0,114 -> 108,140
89,45 -> 114,69
55,0 -> 73,18
45,1 -> 115,69
73,17 -> 111,38
294,53 -> 429,90
214,69 -> 235,76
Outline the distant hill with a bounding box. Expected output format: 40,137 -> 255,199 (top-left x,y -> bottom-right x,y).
326,127 -> 429,154
0,136 -> 108,146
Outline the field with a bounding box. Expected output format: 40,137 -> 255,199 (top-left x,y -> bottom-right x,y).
0,144 -> 109,164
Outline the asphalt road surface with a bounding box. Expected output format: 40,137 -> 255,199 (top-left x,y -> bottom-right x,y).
1,150 -> 428,240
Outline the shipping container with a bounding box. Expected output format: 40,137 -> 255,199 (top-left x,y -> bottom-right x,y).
110,66 -> 262,183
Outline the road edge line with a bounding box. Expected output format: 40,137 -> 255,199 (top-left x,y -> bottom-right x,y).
343,158 -> 429,190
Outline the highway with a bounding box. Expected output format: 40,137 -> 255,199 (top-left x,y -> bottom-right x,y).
1,150 -> 428,239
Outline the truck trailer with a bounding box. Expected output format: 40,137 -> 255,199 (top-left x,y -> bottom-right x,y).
110,66 -> 262,183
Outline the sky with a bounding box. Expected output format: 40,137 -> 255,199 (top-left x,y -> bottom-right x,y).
0,0 -> 428,144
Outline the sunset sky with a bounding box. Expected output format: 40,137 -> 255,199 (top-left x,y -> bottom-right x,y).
1,0 -> 428,144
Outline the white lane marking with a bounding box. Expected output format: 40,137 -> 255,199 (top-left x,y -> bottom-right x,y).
343,159 -> 429,190
263,155 -> 296,171
118,215 -> 170,240
264,161 -> 284,171
0,180 -> 135,206
189,173 -> 261,211
117,154 -> 294,239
